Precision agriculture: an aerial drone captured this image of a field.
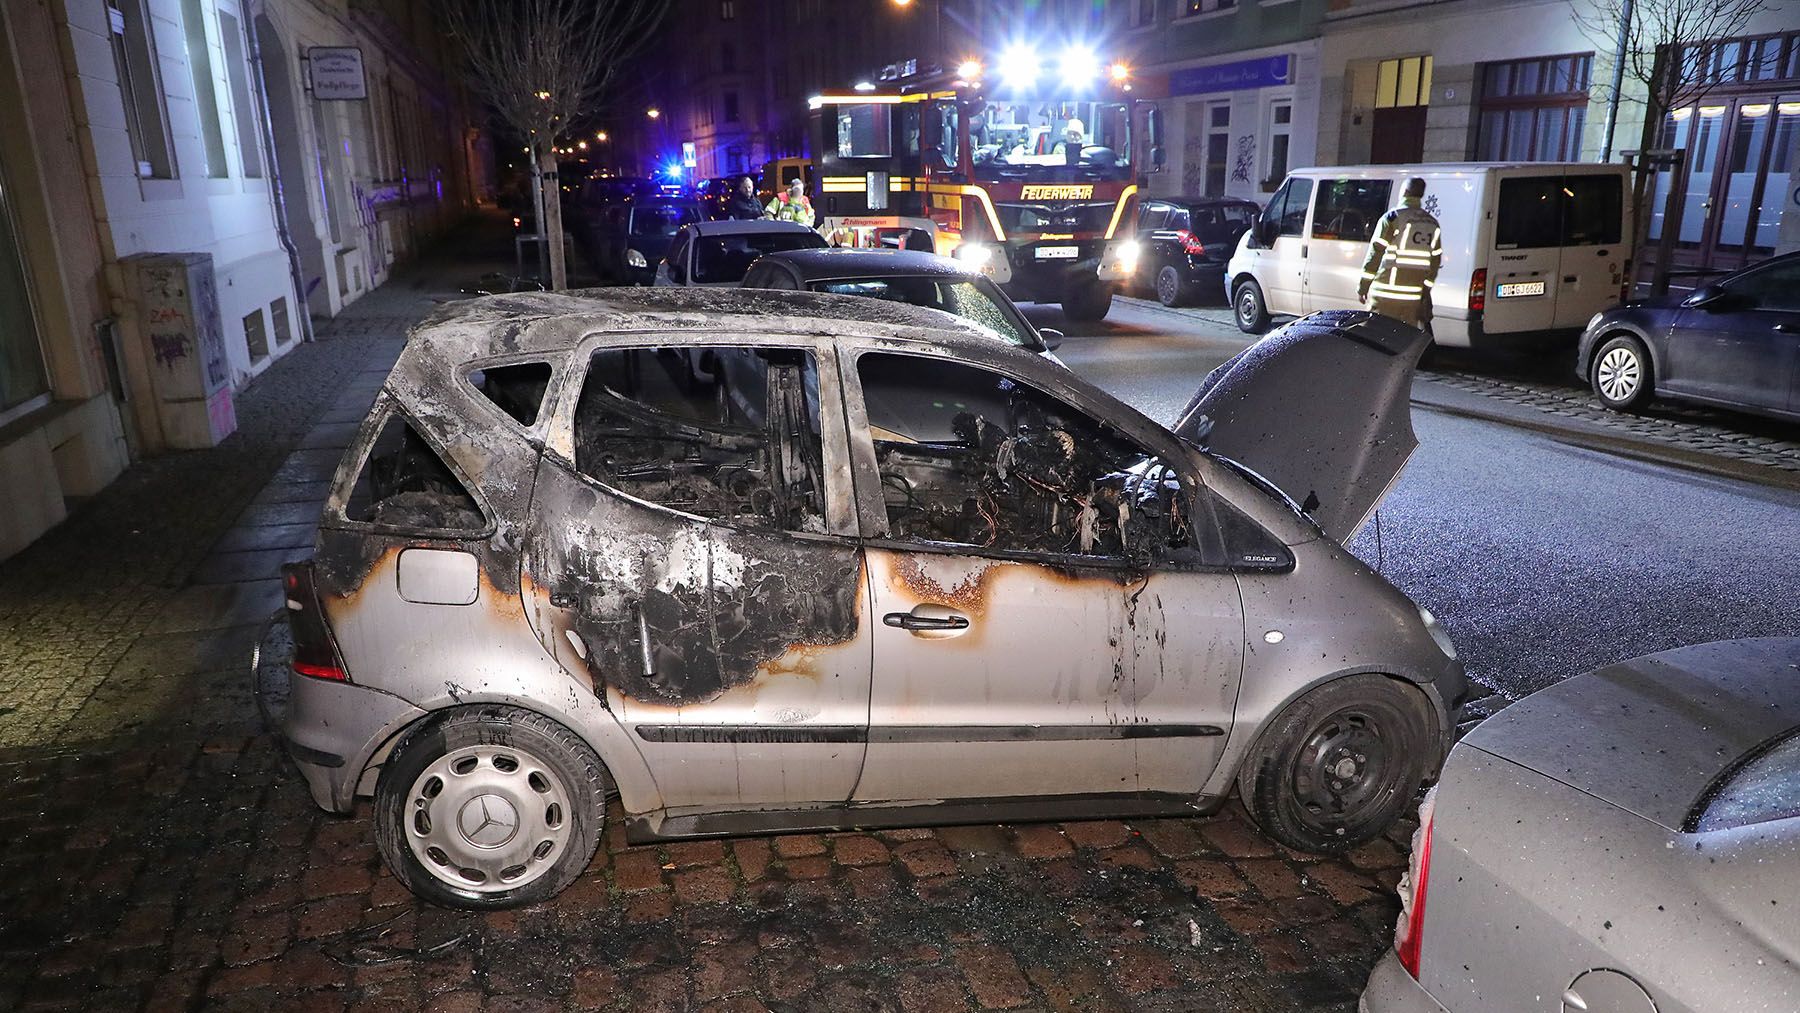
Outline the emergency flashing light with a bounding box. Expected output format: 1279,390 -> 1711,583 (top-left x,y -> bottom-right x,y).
1058,45 -> 1100,86
1110,61 -> 1131,83
956,60 -> 982,81
998,46 -> 1039,88
854,81 -> 876,92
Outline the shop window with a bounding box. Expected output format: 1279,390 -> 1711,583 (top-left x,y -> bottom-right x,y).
108,1 -> 175,178
347,413 -> 485,532
855,353 -> 1191,560
574,347 -> 825,532
1310,179 -> 1391,244
468,362 -> 553,426
1477,54 -> 1592,162
217,12 -> 263,177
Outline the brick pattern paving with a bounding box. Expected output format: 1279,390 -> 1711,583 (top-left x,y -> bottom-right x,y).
0,254 -> 1414,1012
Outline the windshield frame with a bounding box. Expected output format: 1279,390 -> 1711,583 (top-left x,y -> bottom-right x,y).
968,98 -> 1134,183
805,274 -> 1045,351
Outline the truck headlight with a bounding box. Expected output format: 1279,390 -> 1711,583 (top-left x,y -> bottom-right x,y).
1419,608 -> 1457,660
1114,239 -> 1141,273
626,249 -> 648,269
955,242 -> 993,268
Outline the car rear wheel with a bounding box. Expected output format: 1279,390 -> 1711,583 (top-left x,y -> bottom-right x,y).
1591,334 -> 1653,410
1236,674 -> 1437,855
1062,281 -> 1114,322
1155,264 -> 1194,308
1233,279 -> 1270,333
375,705 -> 609,910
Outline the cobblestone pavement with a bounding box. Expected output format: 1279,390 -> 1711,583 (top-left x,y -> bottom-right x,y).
0,255 -> 1413,1013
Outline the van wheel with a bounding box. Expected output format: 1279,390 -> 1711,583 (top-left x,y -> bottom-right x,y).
1233,279 -> 1270,333
375,706 -> 609,910
1063,281 -> 1114,322
1591,335 -> 1653,410
1156,265 -> 1194,307
1236,674 -> 1437,855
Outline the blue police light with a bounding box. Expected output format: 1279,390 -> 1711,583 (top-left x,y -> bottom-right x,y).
664,162 -> 684,179
1059,45 -> 1099,87
998,45 -> 1038,88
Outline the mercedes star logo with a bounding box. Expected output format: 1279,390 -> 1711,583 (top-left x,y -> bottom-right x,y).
457,794 -> 520,849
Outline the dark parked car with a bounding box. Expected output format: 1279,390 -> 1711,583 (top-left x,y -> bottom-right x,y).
1133,197 -> 1261,307
741,248 -> 1058,353
654,220 -> 827,287
588,198 -> 701,285
1578,251 -> 1800,421
695,175 -> 741,220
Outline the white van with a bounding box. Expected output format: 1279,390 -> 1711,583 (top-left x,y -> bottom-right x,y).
1225,163 -> 1633,346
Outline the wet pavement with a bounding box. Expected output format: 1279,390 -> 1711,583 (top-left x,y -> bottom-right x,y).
1,252 -> 1792,1012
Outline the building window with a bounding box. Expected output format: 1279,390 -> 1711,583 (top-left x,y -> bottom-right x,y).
1205,102 -> 1230,195
721,43 -> 736,74
724,92 -> 740,124
1375,55 -> 1432,110
720,0 -> 735,19
179,0 -> 228,178
108,1 -> 176,178
217,12 -> 264,178
1132,0 -> 1157,27
1266,100 -> 1292,186
1477,53 -> 1592,161
0,164 -> 50,420
1186,0 -> 1235,14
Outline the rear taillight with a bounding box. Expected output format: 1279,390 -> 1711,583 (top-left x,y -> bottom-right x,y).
1468,269 -> 1486,314
1175,229 -> 1206,255
283,563 -> 350,683
1395,788 -> 1437,979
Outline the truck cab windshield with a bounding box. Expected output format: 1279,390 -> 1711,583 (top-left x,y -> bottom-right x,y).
971,100 -> 1131,182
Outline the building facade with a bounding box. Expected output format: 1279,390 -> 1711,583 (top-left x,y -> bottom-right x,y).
0,0 -> 478,562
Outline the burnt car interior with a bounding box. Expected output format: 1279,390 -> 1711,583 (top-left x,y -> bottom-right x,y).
574,346 -> 826,531
468,361 -> 552,426
347,411 -> 486,531
855,353 -> 1192,561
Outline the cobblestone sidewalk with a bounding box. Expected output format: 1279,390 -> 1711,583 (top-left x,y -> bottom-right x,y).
0,253 -> 1414,1013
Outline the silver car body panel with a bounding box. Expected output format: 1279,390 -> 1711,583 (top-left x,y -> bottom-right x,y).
1373,639 -> 1800,1013
280,288 -> 1461,837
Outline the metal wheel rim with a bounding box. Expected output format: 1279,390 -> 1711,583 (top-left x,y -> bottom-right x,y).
1291,709 -> 1395,832
403,742 -> 573,894
1596,346 -> 1641,402
1237,287 -> 1258,326
1157,266 -> 1180,304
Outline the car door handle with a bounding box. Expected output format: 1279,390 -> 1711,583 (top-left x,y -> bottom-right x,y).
884,612 -> 970,631
1563,275 -> 1578,283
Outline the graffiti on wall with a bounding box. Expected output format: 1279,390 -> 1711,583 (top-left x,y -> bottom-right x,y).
1231,135 -> 1256,184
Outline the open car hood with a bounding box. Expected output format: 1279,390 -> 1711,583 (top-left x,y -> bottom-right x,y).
1172,310 -> 1430,544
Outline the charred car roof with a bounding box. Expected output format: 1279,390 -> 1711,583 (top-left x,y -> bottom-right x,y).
410,287 -> 1036,361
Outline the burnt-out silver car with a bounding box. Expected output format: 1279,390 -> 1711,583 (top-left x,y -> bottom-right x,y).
270,288 -> 1468,909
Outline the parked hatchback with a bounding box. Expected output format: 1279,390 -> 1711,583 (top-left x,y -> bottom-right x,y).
655,220 -> 827,287
1133,197 -> 1260,307
1577,251 -> 1800,421
268,291 -> 1466,909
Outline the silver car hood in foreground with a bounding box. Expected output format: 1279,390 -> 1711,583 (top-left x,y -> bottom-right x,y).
1462,637 -> 1800,831
1172,310 -> 1430,544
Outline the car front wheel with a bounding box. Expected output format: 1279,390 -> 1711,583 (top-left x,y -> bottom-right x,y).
1236,674 -> 1438,854
1233,279 -> 1270,333
375,705 -> 609,910
1591,334 -> 1653,410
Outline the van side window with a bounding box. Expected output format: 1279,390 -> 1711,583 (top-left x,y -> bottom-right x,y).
1561,175 -> 1622,246
1310,179 -> 1392,243
1266,178 -> 1313,238
1496,177 -> 1563,248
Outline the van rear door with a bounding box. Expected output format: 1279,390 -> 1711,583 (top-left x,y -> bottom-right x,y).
1553,171 -> 1627,329
1486,174 -> 1563,333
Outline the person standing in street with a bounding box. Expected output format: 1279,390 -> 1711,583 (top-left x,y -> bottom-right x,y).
1357,177 -> 1442,332
765,178 -> 815,227
725,175 -> 763,220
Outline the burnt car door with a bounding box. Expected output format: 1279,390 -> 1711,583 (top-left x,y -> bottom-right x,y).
841,349 -> 1245,804
521,338 -> 871,809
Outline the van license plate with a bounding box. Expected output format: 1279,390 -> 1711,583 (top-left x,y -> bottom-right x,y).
1497,281 -> 1546,298
1036,246 -> 1078,260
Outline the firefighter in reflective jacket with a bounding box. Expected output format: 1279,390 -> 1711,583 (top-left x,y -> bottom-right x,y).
1357,177 -> 1442,330
765,179 -> 815,227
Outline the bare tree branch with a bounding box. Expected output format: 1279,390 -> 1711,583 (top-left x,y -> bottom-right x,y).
1575,0 -> 1773,115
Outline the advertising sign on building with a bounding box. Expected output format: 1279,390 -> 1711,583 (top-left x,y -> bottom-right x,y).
1168,55 -> 1292,96
309,47 -> 367,100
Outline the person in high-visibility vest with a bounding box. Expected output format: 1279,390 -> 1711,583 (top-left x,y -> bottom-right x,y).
764,179 -> 815,228
1357,177 -> 1442,331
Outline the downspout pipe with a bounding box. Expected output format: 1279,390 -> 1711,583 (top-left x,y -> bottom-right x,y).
244,1 -> 315,343
1601,0 -> 1633,163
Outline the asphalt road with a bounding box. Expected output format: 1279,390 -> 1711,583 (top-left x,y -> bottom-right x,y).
1026,296 -> 1800,702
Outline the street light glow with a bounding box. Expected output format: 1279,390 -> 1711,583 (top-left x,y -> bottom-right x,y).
646,107 -> 661,119
998,46 -> 1039,88
1059,45 -> 1099,86
595,131 -> 608,141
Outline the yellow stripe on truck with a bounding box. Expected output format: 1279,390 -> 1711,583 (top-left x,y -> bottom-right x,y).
1104,185 -> 1138,240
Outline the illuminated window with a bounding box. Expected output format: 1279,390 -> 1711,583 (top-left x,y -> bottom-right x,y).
1375,55 -> 1432,110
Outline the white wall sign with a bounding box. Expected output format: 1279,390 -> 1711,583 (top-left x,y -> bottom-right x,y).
309,47 -> 367,100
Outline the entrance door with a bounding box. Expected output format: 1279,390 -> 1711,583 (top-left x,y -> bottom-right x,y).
841,350 -> 1243,803
522,341 -> 872,809
1370,107 -> 1427,164
1651,96 -> 1797,277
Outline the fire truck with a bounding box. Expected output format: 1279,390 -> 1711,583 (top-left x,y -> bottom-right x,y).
811,51 -> 1163,322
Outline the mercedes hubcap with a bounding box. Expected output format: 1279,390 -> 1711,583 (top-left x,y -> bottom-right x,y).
1597,347 -> 1641,402
404,744 -> 571,893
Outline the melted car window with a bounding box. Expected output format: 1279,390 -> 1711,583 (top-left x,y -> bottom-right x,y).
810,278 -> 1032,347
574,346 -> 825,532
1691,730 -> 1800,832
857,353 -> 1189,559
346,412 -> 485,531
467,361 -> 552,426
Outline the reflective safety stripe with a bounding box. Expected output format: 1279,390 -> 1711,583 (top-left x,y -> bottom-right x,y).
1371,236 -> 1389,248
1370,290 -> 1422,301
1370,281 -> 1424,296
1394,254 -> 1434,265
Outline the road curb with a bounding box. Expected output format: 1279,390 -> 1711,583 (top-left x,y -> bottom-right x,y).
1411,385 -> 1800,492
